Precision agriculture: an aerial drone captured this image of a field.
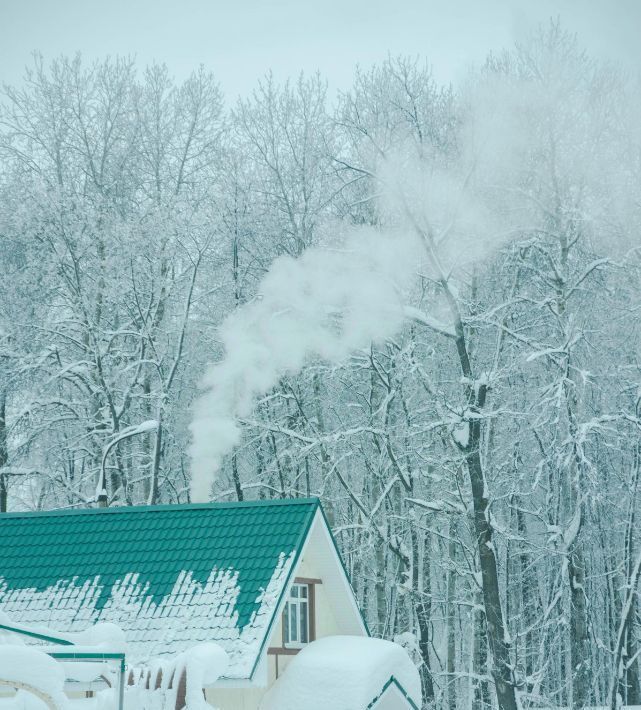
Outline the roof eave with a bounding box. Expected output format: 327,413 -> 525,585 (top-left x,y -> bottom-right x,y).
248,498 -> 320,682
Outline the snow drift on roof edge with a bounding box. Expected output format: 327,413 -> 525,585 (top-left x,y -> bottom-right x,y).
0,550 -> 294,679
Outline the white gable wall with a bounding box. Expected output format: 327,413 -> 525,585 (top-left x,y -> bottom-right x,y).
206,510 -> 367,710
298,509 -> 367,637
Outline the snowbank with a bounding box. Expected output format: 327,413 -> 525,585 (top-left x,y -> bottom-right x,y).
0,693 -> 119,710
0,646 -> 69,709
259,635 -> 421,710
0,691 -> 50,709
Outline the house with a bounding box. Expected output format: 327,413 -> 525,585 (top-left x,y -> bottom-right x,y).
0,498 -> 420,709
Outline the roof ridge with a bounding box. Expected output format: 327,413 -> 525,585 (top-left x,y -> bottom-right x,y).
0,497 -> 320,518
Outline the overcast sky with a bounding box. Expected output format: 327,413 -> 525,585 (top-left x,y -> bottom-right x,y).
1,0 -> 639,99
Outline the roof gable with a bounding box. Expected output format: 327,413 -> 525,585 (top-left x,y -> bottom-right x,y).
367,677 -> 420,710
0,499 -> 319,679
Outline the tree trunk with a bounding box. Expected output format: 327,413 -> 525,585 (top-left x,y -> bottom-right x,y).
447,519 -> 457,710
609,487 -> 641,710
473,600 -> 491,709
569,541 -> 590,708
517,504 -> 538,690
467,441 -> 518,710
0,391 -> 6,513
412,526 -> 434,705
148,417 -> 163,505
375,532 -> 387,635
625,443 -> 641,705
625,595 -> 641,705
412,219 -> 519,710
465,371 -> 518,710
231,453 -> 244,501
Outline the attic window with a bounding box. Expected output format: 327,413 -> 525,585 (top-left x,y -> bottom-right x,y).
284,583 -> 309,647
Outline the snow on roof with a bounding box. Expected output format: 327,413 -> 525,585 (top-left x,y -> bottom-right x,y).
0,499 -> 319,679
258,635 -> 421,710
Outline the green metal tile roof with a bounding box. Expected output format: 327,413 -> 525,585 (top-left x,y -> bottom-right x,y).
367,676 -> 420,709
0,498 -> 319,678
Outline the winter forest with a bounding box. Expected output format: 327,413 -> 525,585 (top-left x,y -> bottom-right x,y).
1,20 -> 641,710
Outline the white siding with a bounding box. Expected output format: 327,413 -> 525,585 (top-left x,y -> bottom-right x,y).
207,510 -> 366,709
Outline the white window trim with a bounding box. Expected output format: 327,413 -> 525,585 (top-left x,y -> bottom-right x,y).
283,583 -> 310,649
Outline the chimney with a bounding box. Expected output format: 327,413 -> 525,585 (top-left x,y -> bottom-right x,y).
97,485 -> 108,508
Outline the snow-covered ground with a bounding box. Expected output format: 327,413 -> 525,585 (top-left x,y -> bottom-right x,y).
0,695 -> 116,709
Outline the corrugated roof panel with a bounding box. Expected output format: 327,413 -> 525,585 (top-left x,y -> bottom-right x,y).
0,498 -> 318,678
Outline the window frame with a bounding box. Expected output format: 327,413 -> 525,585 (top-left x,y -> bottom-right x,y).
283,582 -> 311,649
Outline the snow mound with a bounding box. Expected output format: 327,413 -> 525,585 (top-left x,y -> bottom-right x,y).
63,622 -> 127,653
259,636 -> 421,710
179,642 -> 229,709
0,646 -> 69,709
0,691 -> 50,709
0,614 -> 126,654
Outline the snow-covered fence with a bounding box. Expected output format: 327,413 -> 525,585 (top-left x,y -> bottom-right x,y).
124,643 -> 228,710
125,664 -> 181,710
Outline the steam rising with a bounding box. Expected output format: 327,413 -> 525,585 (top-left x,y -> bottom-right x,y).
189,27 -> 637,501
189,227 -> 422,501
189,154 -> 517,502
